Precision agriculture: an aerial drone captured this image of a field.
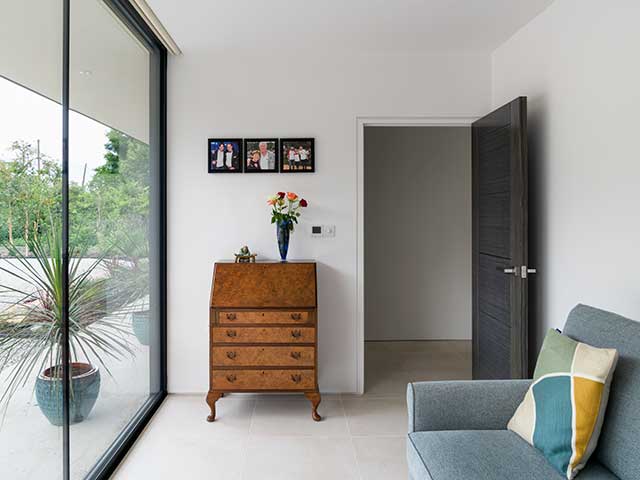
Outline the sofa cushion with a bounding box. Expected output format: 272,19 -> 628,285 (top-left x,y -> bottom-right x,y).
507,329 -> 618,478
563,305 -> 640,480
407,430 -> 618,480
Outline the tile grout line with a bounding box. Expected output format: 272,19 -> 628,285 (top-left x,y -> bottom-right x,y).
239,396 -> 259,480
340,394 -> 364,480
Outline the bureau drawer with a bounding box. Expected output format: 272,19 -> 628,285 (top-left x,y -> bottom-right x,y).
212,346 -> 315,367
211,369 -> 315,390
218,311 -> 310,325
211,327 -> 315,344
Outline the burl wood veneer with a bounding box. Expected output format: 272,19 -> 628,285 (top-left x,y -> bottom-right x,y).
207,261 -> 321,422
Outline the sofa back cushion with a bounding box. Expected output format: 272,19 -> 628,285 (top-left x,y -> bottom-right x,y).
563,304 -> 640,480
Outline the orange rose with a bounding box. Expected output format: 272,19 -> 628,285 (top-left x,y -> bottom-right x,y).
286,192 -> 298,201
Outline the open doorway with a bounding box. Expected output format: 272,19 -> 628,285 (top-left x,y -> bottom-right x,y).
363,125 -> 473,395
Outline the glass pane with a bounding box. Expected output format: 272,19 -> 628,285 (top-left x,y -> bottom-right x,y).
0,1 -> 64,478
68,0 -> 160,477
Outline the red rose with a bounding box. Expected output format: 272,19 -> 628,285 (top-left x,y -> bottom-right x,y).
277,191 -> 285,198
299,199 -> 308,207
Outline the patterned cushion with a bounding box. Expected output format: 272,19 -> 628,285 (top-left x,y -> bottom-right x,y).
508,329 -> 618,479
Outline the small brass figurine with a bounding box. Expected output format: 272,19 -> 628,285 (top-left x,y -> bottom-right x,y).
234,245 -> 257,263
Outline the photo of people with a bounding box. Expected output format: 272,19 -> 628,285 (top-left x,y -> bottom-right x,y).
208,138 -> 242,173
280,138 -> 315,172
244,139 -> 279,173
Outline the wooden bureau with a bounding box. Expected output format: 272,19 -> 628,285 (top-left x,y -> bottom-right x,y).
206,261 -> 321,421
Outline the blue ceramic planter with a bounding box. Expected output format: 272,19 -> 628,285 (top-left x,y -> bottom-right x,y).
277,219 -> 292,261
132,310 -> 150,346
35,363 -> 100,426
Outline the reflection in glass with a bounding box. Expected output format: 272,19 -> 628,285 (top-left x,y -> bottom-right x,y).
0,0 -> 162,476
0,1 -> 64,475
69,1 -> 158,477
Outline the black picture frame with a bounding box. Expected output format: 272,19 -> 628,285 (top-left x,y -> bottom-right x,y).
280,138 -> 315,173
243,138 -> 279,173
208,138 -> 243,173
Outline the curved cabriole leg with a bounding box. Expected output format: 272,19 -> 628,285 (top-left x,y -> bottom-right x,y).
206,391 -> 223,422
305,392 -> 322,421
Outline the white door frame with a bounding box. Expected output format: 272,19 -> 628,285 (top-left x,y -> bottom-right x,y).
355,115 -> 478,394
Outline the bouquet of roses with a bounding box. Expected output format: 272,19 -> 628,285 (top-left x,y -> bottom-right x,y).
267,191 -> 308,232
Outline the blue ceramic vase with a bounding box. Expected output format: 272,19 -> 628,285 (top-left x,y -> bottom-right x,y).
36,363 -> 100,426
277,219 -> 292,261
132,310 -> 150,346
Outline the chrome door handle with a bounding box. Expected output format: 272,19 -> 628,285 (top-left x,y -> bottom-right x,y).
503,266 -> 537,278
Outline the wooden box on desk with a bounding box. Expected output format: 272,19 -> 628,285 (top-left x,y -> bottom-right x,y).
206,261 -> 321,421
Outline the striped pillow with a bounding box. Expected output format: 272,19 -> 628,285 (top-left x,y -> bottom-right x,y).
508,329 -> 618,479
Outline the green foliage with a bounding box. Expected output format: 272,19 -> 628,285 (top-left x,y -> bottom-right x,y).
0,130 -> 152,415
0,130 -> 150,254
0,141 -> 61,249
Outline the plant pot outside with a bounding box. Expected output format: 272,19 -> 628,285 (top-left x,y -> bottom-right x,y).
35,362 -> 101,426
132,310 -> 150,346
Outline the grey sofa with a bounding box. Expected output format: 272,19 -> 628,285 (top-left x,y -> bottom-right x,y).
406,304 -> 640,480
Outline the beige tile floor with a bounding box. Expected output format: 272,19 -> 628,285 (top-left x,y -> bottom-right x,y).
112,340 -> 471,479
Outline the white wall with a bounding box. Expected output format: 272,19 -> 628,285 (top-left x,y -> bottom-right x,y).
364,126 -> 471,341
167,52 -> 490,393
492,0 -> 640,358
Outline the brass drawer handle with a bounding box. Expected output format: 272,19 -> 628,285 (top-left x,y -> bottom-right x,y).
290,351 -> 301,360
291,374 -> 302,383
290,313 -> 302,320
226,351 -> 237,360
291,330 -> 302,339
226,313 -> 237,320
226,330 -> 237,338
226,374 -> 237,383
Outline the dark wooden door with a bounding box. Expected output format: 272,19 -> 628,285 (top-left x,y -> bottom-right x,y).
472,97 -> 530,380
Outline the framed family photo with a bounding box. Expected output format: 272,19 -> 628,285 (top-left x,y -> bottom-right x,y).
244,138 -> 279,173
280,138 -> 315,173
208,138 -> 243,173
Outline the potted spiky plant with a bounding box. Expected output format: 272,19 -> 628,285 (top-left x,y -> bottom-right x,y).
0,223 -> 137,426
104,223 -> 150,346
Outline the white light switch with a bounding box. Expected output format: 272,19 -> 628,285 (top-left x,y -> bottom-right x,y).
323,225 -> 336,238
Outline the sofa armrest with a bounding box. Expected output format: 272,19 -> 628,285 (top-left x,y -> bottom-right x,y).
407,380 -> 531,433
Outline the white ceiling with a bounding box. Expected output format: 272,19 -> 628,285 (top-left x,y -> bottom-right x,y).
147,0 -> 554,54
0,0 -> 149,142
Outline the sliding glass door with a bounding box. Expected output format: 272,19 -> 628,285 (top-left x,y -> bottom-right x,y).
0,1 -> 166,478
0,2 -> 64,478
